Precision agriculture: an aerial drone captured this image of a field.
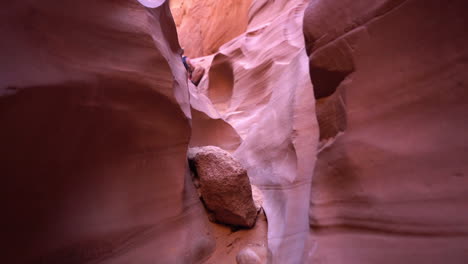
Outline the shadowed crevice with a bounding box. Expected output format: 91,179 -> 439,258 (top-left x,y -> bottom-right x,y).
310,66 -> 352,100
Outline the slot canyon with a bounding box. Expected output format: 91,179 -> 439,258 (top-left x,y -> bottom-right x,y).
1,0 -> 468,263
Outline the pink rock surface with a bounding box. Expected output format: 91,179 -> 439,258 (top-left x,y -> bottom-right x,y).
3,0 -> 467,263
187,1 -> 318,262
0,1 -> 214,263
304,0 -> 468,263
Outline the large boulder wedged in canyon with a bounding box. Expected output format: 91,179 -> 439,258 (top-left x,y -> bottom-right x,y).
187,0 -> 319,262
189,146 -> 259,228
0,1 -> 214,263
304,0 -> 468,263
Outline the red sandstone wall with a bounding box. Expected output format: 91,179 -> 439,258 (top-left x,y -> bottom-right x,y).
304,0 -> 468,263
0,1 -> 214,263
170,0 -> 252,57
2,0 -> 467,263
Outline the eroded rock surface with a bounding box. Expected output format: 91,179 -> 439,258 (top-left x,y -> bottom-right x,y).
5,0 -> 466,263
185,1 -> 318,262
304,0 -> 468,263
170,0 -> 252,57
204,210 -> 269,264
236,247 -> 266,264
251,185 -> 264,212
190,62 -> 206,86
0,1 -> 215,263
189,146 -> 259,228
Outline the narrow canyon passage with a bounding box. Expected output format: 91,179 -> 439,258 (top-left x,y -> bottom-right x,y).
1,0 -> 467,264
171,1 -> 318,263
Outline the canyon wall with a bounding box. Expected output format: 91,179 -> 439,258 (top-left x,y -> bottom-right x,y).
0,1 -> 214,263
2,0 -> 467,263
304,0 -> 468,263
170,0 -> 252,57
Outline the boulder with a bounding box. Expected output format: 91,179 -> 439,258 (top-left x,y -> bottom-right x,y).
188,146 -> 259,227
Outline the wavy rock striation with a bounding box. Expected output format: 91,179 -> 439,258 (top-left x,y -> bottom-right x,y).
170,0 -> 252,57
185,0 -> 318,263
304,0 -> 468,263
0,1 -> 215,263
3,0 -> 466,263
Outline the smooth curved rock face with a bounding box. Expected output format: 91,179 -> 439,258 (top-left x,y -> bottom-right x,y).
170,0 -> 252,57
0,1 -> 214,263
7,0 -> 466,263
207,54 -> 235,114
188,0 -> 318,262
236,247 -> 262,264
189,146 -> 259,227
304,0 -> 468,263
188,70 -> 242,152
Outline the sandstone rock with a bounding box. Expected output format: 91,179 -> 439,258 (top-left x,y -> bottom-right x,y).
236,244 -> 269,264
190,64 -> 206,86
187,62 -> 243,152
10,0 -> 468,263
188,146 -> 259,227
170,0 -> 252,57
251,185 -> 264,212
236,248 -> 262,264
184,1 -> 318,262
304,0 -> 468,263
0,1 -> 214,263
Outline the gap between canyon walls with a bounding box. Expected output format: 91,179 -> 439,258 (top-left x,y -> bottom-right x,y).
170,0 -> 253,57
171,0 -> 320,263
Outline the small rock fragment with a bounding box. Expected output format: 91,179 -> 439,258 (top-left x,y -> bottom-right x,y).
236,248 -> 261,264
251,184 -> 263,212
191,65 -> 205,85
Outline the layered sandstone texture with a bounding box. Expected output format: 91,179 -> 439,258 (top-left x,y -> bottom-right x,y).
170,0 -> 252,57
304,0 -> 468,263
183,0 -> 319,263
2,0 -> 465,263
1,1 -> 215,263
